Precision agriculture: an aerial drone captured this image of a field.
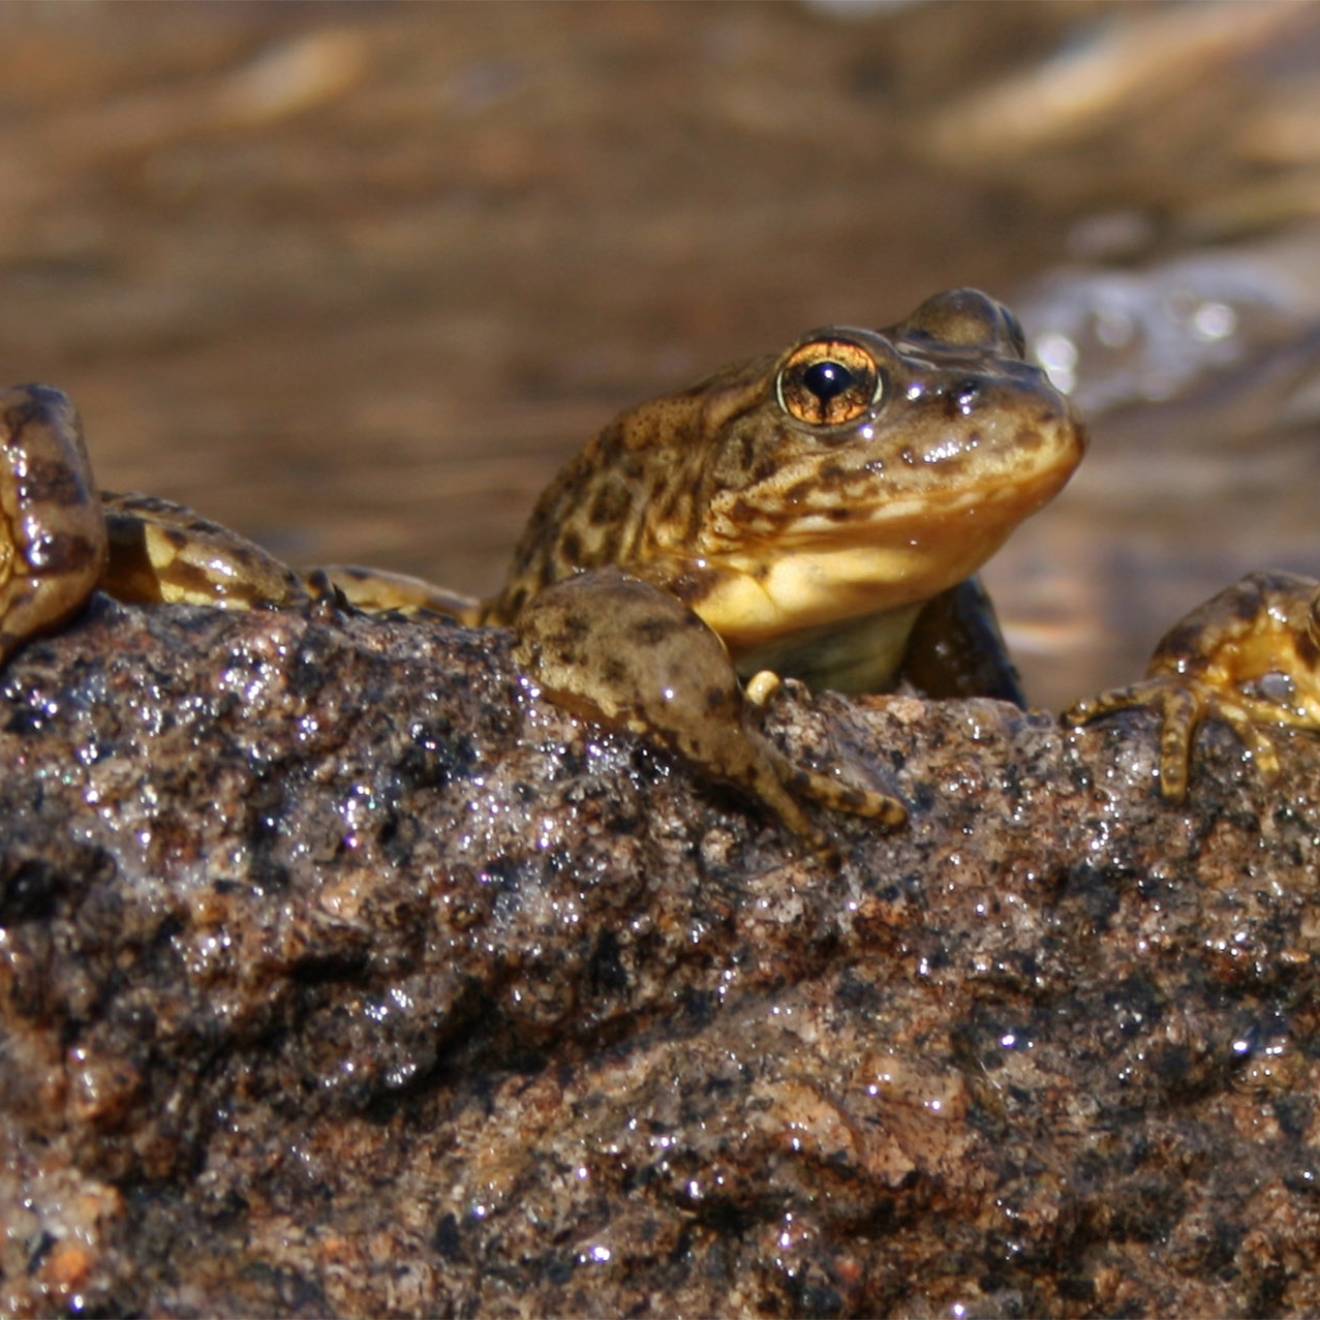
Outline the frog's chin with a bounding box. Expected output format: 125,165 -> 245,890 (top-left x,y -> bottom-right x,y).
701,536 -> 1001,655
698,465 -> 1072,654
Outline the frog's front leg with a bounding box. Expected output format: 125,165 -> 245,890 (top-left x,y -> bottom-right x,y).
898,577 -> 1027,705
513,568 -> 906,853
0,386 -> 108,661
1064,570 -> 1320,801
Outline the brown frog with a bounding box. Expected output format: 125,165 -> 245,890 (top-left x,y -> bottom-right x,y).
1066,570 -> 1320,801
0,289 -> 1085,846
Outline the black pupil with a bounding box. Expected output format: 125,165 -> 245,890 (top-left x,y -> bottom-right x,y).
802,360 -> 855,403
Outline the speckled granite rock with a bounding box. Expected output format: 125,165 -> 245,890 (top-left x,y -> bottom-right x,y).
1,595 -> 1317,1317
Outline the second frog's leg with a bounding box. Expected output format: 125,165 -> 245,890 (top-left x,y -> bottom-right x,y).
514,567 -> 906,852
101,494 -> 308,610
0,386 -> 108,661
1064,570 -> 1320,801
308,564 -> 480,623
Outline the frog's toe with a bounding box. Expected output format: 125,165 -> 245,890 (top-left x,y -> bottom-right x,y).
743,668 -> 783,708
1150,681 -> 1201,802
1063,678 -> 1169,729
785,765 -> 907,829
1064,678 -> 1195,801
1200,696 -> 1281,779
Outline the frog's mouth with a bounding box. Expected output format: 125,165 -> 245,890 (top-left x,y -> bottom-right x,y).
696,453 -> 1079,656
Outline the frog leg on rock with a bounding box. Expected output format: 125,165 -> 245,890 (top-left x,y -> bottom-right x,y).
101,493 -> 307,611
513,567 -> 907,853
0,385 -> 109,660
308,564 -> 480,623
1064,570 -> 1320,802
0,383 -> 323,662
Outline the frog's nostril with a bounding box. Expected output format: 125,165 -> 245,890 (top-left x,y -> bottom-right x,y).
944,378 -> 983,416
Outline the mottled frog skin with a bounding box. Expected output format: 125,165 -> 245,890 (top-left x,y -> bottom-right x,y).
0,290 -> 1087,848
1066,571 -> 1320,802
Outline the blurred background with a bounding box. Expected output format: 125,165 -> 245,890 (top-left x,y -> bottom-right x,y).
2,0 -> 1318,708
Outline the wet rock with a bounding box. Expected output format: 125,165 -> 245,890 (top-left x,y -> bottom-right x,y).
1,595 -> 1318,1316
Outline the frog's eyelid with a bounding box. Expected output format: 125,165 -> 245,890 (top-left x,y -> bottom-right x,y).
899,311 -> 1018,356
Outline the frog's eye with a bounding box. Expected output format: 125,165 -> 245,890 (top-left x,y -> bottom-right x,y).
777,339 -> 882,427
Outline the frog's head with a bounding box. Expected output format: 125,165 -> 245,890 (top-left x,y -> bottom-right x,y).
684,288 -> 1085,645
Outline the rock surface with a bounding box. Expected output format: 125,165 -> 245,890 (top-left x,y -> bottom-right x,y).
1,596 -> 1318,1317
